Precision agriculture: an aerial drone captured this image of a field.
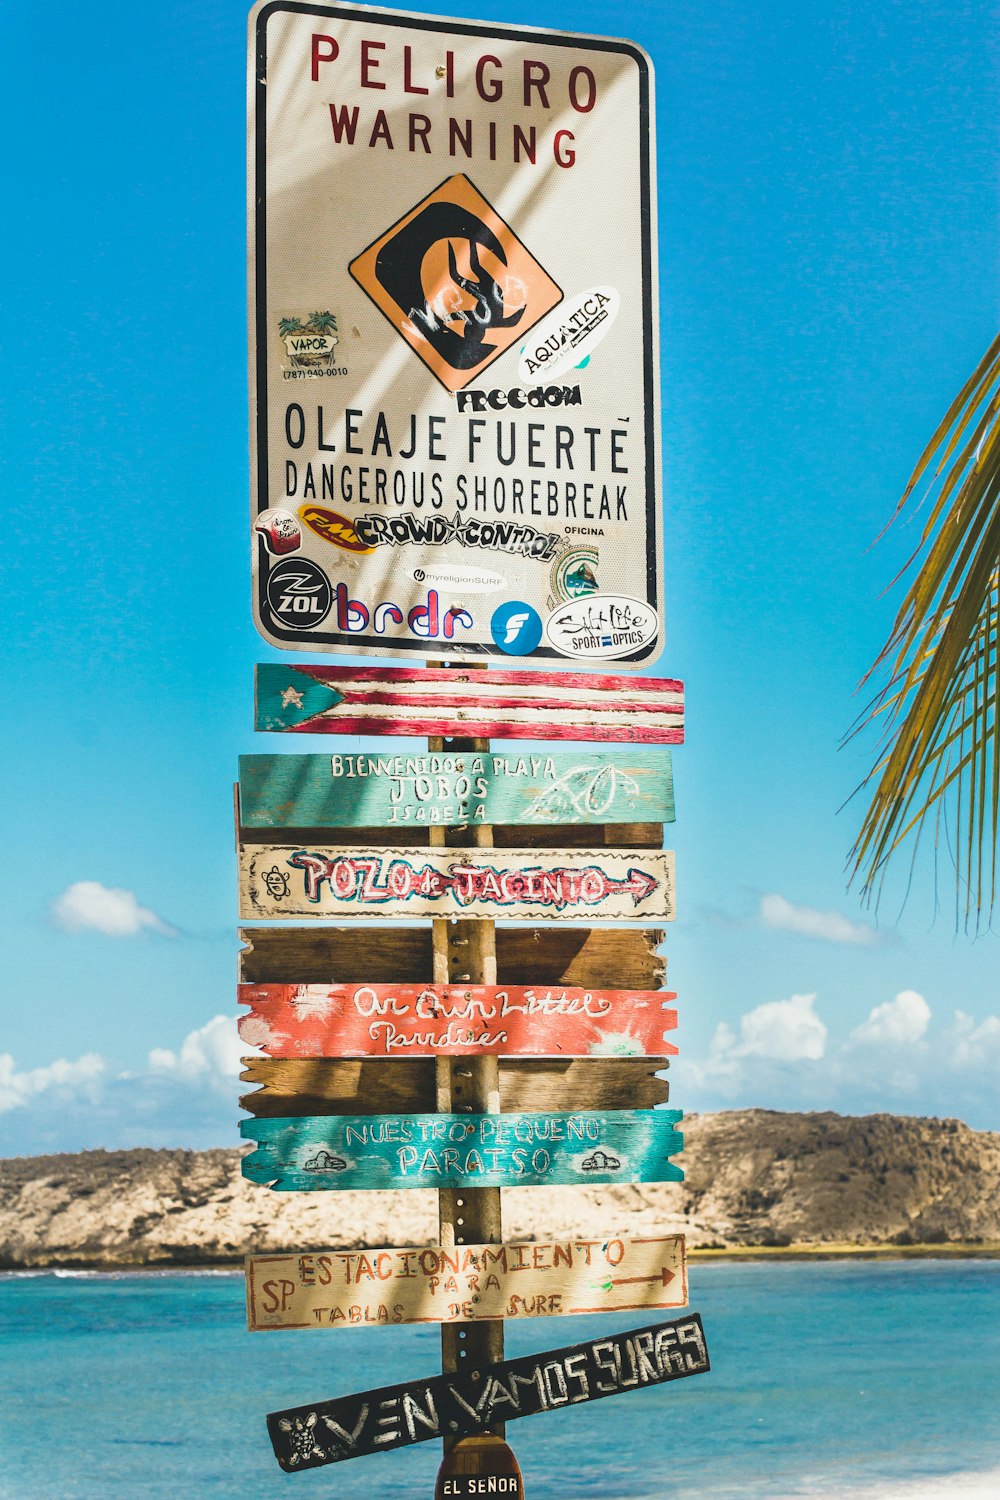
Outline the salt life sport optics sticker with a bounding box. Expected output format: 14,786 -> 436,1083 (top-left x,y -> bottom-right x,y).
350,173 -> 563,393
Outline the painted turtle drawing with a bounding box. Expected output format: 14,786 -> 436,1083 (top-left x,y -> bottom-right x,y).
278,1412 -> 326,1466
262,865 -> 291,899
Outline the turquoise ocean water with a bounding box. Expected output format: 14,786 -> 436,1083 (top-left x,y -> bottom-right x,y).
1,1261 -> 998,1500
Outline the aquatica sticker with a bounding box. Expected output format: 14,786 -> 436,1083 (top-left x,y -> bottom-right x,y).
250,3 -> 663,667
517,287 -> 620,385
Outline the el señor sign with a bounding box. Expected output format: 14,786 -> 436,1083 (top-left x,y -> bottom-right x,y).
265,1315 -> 709,1470
240,1108 -> 683,1190
238,981 -> 678,1057
250,2 -> 662,667
238,845 -> 675,921
255,663 -> 684,742
245,1233 -> 687,1330
238,749 -> 675,829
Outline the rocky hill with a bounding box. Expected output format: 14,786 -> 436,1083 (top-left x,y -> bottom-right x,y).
2,1110 -> 998,1268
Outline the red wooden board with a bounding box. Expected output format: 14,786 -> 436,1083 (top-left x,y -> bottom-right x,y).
239,982 -> 678,1058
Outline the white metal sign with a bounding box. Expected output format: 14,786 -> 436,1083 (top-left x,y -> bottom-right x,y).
249,2 -> 662,667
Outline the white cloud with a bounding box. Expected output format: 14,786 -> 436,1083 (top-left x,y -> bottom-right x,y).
0,1051 -> 106,1114
760,893 -> 881,947
1,1015 -> 252,1152
52,881 -> 175,937
736,992 -> 828,1060
677,986 -> 1000,1126
850,989 -> 931,1046
684,994 -> 828,1092
148,1015 -> 247,1081
705,991 -> 827,1069
943,1010 -> 1000,1072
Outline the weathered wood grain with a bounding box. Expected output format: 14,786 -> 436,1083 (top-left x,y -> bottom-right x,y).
255,664 -> 685,744
238,982 -> 678,1059
264,1314 -> 709,1470
238,927 -> 667,989
239,1058 -> 671,1116
239,821 -> 665,850
245,1234 -> 687,1330
240,1109 -> 684,1191
238,751 -> 675,829
238,846 -> 676,922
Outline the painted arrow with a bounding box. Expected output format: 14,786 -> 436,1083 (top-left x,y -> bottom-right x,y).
284,854 -> 659,910
611,1268 -> 678,1287
239,846 -> 676,922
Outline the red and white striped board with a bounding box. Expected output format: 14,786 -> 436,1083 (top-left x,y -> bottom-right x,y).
238,982 -> 678,1058
256,664 -> 685,743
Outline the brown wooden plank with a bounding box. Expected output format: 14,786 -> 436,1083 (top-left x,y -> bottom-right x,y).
238,822 -> 664,850
239,1057 -> 671,1117
238,926 -> 667,988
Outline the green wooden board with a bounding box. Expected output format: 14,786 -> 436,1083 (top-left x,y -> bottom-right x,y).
240,1109 -> 683,1190
239,750 -> 674,829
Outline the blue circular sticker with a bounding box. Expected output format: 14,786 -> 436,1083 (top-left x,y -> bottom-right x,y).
490,600 -> 543,655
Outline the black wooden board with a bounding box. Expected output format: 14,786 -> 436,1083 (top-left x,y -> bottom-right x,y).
266,1314 -> 709,1471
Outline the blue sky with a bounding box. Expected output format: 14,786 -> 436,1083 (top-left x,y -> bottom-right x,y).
3,0 -> 998,1154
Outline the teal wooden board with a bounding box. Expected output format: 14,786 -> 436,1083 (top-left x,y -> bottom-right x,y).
240,1109 -> 683,1191
239,750 -> 674,829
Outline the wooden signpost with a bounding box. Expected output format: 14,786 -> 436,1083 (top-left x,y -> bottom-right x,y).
265,1315 -> 710,1471
255,664 -> 685,744
246,1234 -> 687,1330
238,981 -> 678,1058
238,844 -> 675,921
240,7 -> 704,1483
240,1109 -> 684,1191
239,750 -> 675,829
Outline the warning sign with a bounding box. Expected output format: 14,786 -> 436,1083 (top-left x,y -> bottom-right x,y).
350,174 -> 562,393
249,2 -> 663,668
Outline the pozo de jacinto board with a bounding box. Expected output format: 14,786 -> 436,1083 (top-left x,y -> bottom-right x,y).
250,2 -> 661,667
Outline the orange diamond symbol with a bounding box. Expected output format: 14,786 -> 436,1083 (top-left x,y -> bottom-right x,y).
350,173 -> 563,393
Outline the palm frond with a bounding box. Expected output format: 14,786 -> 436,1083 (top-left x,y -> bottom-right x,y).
847,333 -> 1000,930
